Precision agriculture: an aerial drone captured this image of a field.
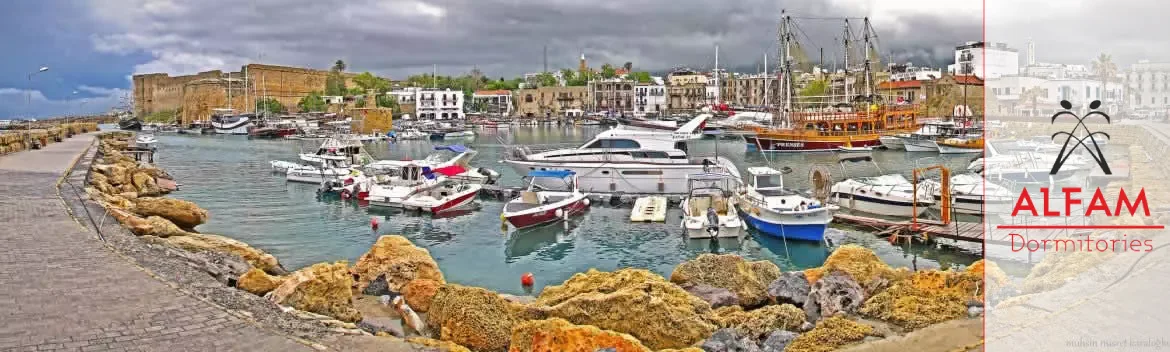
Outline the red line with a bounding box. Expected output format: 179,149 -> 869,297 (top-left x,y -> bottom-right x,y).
995,225 -> 1164,230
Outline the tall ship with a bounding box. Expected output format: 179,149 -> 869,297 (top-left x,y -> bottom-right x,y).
745,14 -> 920,152
210,108 -> 255,135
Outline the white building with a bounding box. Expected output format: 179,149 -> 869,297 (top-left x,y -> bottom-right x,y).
1126,60 -> 1170,112
1022,63 -> 1091,80
634,84 -> 666,115
987,76 -> 1122,116
471,90 -> 513,116
415,88 -> 465,120
951,41 -> 1019,79
889,64 -> 943,81
388,88 -> 419,105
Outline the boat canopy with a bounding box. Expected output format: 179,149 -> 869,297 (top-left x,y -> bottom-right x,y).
435,145 -> 468,153
427,165 -> 466,177
527,170 -> 575,178
687,172 -> 736,181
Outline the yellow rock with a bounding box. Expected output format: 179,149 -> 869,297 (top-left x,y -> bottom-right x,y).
351,235 -> 445,293
669,254 -> 780,307
405,337 -> 472,352
859,269 -> 977,329
425,284 -> 515,352
509,318 -> 651,352
237,268 -> 284,296
403,278 -> 442,313
268,261 -> 360,322
808,245 -> 893,289
784,316 -> 874,352
132,197 -> 208,230
1020,250 -> 1113,294
708,304 -> 805,339
535,268 -> 716,350
163,233 -> 282,274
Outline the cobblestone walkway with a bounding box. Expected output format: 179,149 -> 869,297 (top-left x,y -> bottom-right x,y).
0,134 -> 312,352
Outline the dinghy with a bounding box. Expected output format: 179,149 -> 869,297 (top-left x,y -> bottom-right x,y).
680,172 -> 745,239
501,170 -> 590,229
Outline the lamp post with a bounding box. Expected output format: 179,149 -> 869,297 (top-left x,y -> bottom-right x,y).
27,66 -> 49,135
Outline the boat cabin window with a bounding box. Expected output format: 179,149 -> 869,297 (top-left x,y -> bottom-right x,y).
673,141 -> 688,153
622,170 -> 663,175
754,174 -> 782,188
584,139 -> 641,149
629,151 -> 669,159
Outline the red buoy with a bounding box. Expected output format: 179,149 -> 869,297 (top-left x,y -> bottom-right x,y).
520,272 -> 534,286
370,218 -> 380,230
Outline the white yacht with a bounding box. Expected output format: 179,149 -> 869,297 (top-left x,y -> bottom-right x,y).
366,145 -> 499,208
899,120 -> 957,152
878,134 -> 908,150
971,142 -> 1090,185
503,115 -> 740,195
830,174 -> 936,217
921,173 -> 1015,216
135,134 -> 158,149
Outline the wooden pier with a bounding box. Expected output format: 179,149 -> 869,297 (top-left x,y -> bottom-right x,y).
832,213 -> 1092,245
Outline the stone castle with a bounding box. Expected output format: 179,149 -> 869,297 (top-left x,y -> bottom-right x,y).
132,64 -> 357,124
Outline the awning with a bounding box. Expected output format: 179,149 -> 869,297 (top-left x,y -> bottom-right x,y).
427,165 -> 466,177
527,170 -> 575,178
434,145 -> 468,153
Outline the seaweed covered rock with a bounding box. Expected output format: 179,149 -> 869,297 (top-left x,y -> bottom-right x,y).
859,269 -> 979,329
1020,250 -> 1111,294
699,328 -> 761,352
709,305 -> 805,340
406,337 -> 472,352
536,268 -> 716,350
670,254 -> 780,307
352,235 -> 445,293
132,197 -> 208,230
804,245 -> 893,291
510,318 -> 652,352
162,233 -> 283,274
268,261 -> 360,322
237,267 -> 284,295
783,316 -> 873,352
681,283 -> 739,309
426,284 -> 515,352
767,271 -> 810,307
966,259 -> 1009,300
803,271 -> 865,322
403,278 -> 442,313
759,330 -> 797,352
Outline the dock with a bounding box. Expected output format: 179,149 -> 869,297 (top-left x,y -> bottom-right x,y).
832,213 -> 1092,245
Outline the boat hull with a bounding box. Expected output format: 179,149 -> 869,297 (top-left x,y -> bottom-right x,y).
504,197 -> 589,229
878,136 -> 904,150
831,192 -> 931,217
745,136 -> 882,152
504,160 -> 740,195
403,187 -> 480,213
937,144 -> 983,154
744,216 -> 829,242
902,139 -> 939,152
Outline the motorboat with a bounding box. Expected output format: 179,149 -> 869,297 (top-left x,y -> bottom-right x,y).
366,145 -> 499,185
971,143 -> 1090,185
736,167 -> 837,242
921,173 -> 1014,216
836,145 -> 876,153
680,172 -> 745,239
444,130 -> 476,139
501,170 -> 590,229
401,181 -> 482,213
900,120 -> 957,152
366,145 -> 499,208
210,109 -> 254,135
135,134 -> 158,149
936,137 -> 984,154
285,155 -> 354,184
830,174 -> 935,217
503,115 -> 741,195
878,134 -> 907,150
396,129 -> 428,140
118,116 -> 142,131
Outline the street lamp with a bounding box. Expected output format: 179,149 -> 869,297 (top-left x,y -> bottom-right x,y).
27,66 -> 49,135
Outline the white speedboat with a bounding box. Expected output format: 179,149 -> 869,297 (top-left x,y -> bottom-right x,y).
878,134 -> 907,150
680,172 -> 745,239
503,115 -> 740,195
135,134 -> 158,149
366,145 -> 498,208
401,181 -> 482,213
285,155 -> 353,184
972,143 -> 1090,185
736,167 -> 837,242
444,130 -> 475,139
502,170 -> 590,229
830,174 -> 935,217
210,109 -> 254,135
921,173 -> 1014,216
899,120 -> 957,152
397,129 -> 428,140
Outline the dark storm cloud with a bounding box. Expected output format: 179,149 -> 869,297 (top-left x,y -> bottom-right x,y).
88,0 -> 978,78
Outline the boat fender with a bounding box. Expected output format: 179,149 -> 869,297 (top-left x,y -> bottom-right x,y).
555,208 -> 564,218
582,198 -> 590,207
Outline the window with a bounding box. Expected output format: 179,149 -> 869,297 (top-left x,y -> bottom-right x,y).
584,139 -> 641,149
622,170 -> 664,175
629,151 -> 669,159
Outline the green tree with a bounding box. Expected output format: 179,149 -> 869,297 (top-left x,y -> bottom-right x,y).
600,64 -> 616,79
623,62 -> 633,72
332,60 -> 347,72
355,97 -> 368,108
255,98 -> 284,115
1091,53 -> 1117,103
353,72 -> 391,93
298,92 -> 327,112
535,72 -> 558,87
630,71 -> 654,84
376,95 -> 399,110
799,79 -> 827,96
325,60 -> 348,96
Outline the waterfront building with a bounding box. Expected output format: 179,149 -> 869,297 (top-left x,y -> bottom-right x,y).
590,78 -> 635,113
415,89 -> 465,120
889,63 -> 943,82
1125,60 -> 1170,112
471,90 -> 513,116
513,86 -> 591,118
948,41 -> 1018,79
986,75 -> 1119,116
634,84 -> 666,116
666,69 -> 706,114
729,73 -> 777,108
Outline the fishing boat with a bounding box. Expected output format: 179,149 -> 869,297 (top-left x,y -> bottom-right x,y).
629,196 -> 667,222
135,134 -> 158,149
503,115 -> 740,195
878,134 -> 907,150
936,137 -> 983,154
680,172 -> 745,239
829,174 -> 936,217
401,181 -> 482,213
900,120 -> 959,152
501,170 -> 590,229
736,167 -> 837,242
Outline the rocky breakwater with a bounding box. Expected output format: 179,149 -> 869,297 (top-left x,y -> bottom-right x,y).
0,122 -> 97,154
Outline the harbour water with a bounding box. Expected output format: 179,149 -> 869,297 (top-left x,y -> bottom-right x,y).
148,126 -> 982,294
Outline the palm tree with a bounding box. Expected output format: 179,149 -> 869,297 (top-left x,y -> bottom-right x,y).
1019,87 -> 1045,116
1091,53 -> 1117,103
333,60 -> 347,72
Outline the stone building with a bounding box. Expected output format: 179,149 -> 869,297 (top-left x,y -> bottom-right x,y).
471,90 -> 513,116
590,78 -> 635,113
666,69 -> 707,114
728,74 -> 778,107
132,63 -> 358,124
513,86 -> 591,118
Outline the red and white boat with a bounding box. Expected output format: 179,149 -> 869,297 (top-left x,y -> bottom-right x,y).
401,181 -> 482,213
501,170 -> 590,229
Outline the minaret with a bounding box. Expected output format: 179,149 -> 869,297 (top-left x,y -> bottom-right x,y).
578,52 -> 587,75
1027,40 -> 1036,66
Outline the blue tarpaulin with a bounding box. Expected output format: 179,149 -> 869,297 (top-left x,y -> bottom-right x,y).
434,145 -> 468,153
527,170 -> 575,178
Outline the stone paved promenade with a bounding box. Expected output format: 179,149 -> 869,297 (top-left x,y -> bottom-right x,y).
0,133 -> 312,352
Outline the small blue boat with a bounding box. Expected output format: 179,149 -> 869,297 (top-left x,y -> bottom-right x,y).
737,167 -> 837,242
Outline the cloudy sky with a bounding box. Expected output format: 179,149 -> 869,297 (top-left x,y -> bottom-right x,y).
2,0 -> 991,119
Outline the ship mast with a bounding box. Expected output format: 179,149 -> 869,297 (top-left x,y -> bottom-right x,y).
842,19 -> 851,100
862,17 -> 877,102
774,11 -> 794,128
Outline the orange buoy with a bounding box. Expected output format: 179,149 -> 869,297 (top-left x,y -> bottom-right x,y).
520,272 -> 534,286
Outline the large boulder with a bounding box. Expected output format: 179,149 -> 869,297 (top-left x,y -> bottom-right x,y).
767,271 -> 810,307
510,318 -> 652,352
536,268 -> 717,350
162,233 -> 284,274
803,245 -> 894,292
803,271 -> 865,322
670,254 -> 780,308
405,337 -> 472,352
131,171 -> 165,197
859,269 -> 978,329
425,284 -> 514,352
268,261 -> 361,322
403,278 -> 442,313
759,330 -> 798,352
682,283 -> 739,309
237,268 -> 284,296
352,235 -> 445,293
700,328 -> 761,352
362,274 -> 392,296
783,316 -> 873,352
132,197 -> 208,230
709,305 -> 805,340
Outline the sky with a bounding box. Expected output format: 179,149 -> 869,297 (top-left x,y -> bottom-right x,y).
1,0 -> 995,119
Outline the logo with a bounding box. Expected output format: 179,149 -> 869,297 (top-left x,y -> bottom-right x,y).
1050,100 -> 1111,175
